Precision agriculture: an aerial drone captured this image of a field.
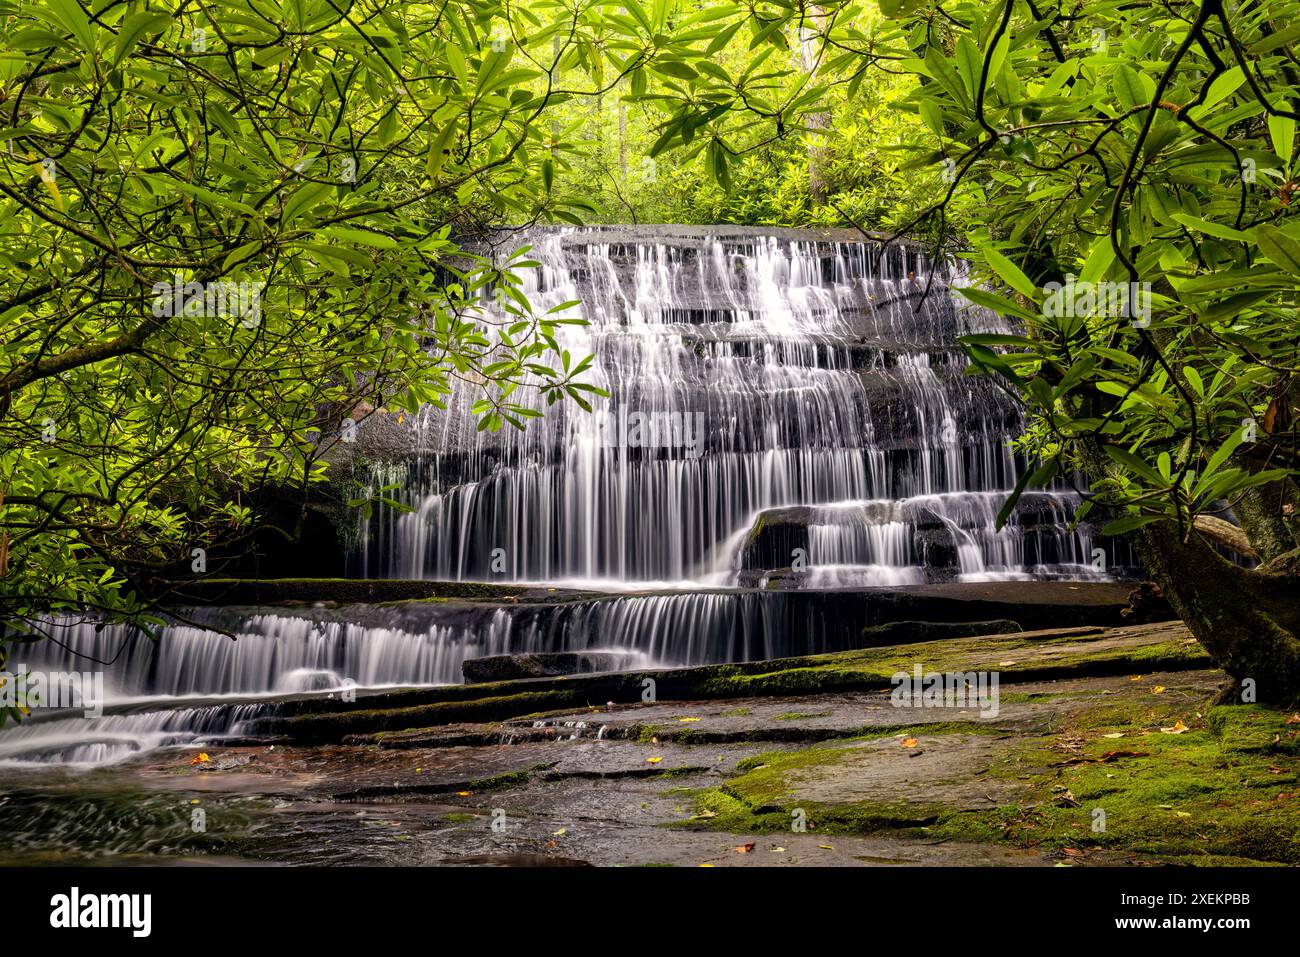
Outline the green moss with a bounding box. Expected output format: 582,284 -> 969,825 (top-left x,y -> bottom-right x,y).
721,707 -> 752,717
775,711 -> 830,721
684,697 -> 1300,865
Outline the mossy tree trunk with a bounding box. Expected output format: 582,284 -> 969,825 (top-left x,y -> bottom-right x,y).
1136,523 -> 1300,706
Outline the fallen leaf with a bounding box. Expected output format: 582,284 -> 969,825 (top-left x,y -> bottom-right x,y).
646,756 -> 663,764
692,810 -> 718,820
1098,750 -> 1148,761
1153,686 -> 1166,694
699,863 -> 714,867
678,717 -> 701,723
190,752 -> 210,765
901,737 -> 919,748
1062,847 -> 1083,856
818,844 -> 833,850
456,790 -> 473,797
552,827 -> 567,836
1160,720 -> 1189,734
1102,732 -> 1124,739
770,846 -> 786,853
1286,714 -> 1300,725
735,843 -> 755,853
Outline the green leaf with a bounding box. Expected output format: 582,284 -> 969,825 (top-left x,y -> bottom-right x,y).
1104,445 -> 1167,487
112,11 -> 172,68
45,0 -> 96,53
653,60 -> 698,80
1269,107 -> 1295,165
1199,67 -> 1244,111
1113,65 -> 1151,112
980,247 -> 1039,299
1252,224 -> 1300,277
1078,237 -> 1116,284
426,120 -> 458,178
281,182 -> 333,224
1101,514 -> 1165,535
1170,213 -> 1249,242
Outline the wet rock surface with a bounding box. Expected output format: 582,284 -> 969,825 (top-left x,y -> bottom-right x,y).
7,618 -> 1289,868
463,652 -> 643,684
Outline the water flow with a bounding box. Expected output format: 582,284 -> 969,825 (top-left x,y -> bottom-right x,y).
3,228 -> 1123,766
352,227 -> 1099,586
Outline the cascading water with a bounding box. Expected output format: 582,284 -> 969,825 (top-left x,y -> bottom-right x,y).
2,227 -> 1132,766
353,227 -> 1117,586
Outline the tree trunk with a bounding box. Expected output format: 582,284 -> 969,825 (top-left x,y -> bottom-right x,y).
619,103 -> 628,178
797,11 -> 830,208
1137,522 -> 1300,705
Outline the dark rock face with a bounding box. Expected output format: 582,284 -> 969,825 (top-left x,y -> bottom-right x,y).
859,619 -> 1023,645
462,652 -> 642,683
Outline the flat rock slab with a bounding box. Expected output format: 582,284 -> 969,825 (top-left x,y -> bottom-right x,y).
463,652 -> 642,684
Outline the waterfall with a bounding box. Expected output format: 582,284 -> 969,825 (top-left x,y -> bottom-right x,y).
2,227 -> 1132,766
351,227 -> 1115,585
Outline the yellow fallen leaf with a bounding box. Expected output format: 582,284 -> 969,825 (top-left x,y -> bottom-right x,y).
818,844 -> 833,850
1160,720 -> 1189,734
901,737 -> 918,748
1153,685 -> 1166,694
678,717 -> 701,723
456,790 -> 473,796
699,863 -> 715,867
552,827 -> 567,836
190,752 -> 210,765
770,846 -> 786,853
1102,732 -> 1124,739
646,756 -> 663,764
